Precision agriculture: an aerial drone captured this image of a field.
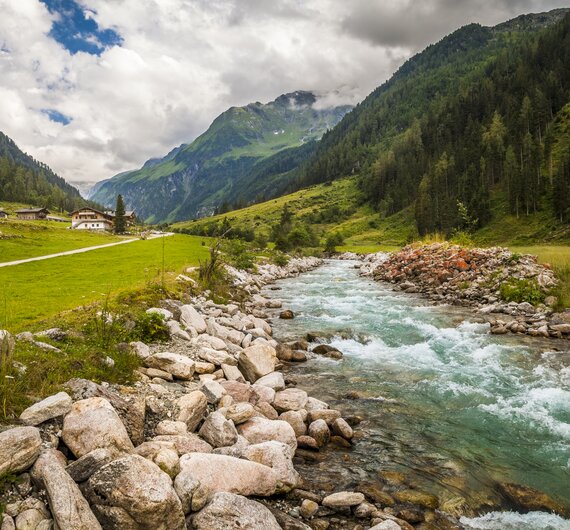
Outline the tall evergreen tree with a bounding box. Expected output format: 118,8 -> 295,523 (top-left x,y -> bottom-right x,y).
114,194 -> 126,234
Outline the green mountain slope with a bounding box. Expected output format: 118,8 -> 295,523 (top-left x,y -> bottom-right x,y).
297,9 -> 570,236
91,91 -> 351,223
0,132 -> 87,212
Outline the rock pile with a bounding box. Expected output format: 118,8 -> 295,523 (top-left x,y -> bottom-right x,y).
362,243 -> 570,339
0,256 -> 381,530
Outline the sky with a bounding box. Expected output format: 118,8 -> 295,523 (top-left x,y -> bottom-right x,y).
0,0 -> 568,191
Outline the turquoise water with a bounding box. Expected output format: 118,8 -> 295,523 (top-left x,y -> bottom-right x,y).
269,260 -> 570,529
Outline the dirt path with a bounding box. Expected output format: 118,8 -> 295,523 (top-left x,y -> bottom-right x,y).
0,232 -> 174,268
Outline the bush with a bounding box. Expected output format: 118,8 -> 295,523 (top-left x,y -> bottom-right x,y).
324,232 -> 344,253
271,251 -> 289,267
222,239 -> 256,271
500,278 -> 545,305
132,312 -> 170,343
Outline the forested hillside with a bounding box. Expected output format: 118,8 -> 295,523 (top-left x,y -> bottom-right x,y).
297,10 -> 570,236
0,131 -> 87,212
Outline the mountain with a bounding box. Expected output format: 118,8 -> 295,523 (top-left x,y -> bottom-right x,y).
176,9 -> 570,248
0,131 -> 87,212
296,9 -> 570,236
91,91 -> 352,222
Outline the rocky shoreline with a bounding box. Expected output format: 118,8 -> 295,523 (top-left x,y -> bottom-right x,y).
1,256 -> 453,530
346,244 -> 570,340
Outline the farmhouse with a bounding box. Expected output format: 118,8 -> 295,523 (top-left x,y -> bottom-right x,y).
16,208 -> 50,220
0,209 -> 8,219
70,207 -> 136,231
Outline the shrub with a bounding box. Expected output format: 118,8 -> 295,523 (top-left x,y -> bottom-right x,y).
500,278 -> 545,305
132,312 -> 170,343
324,232 -> 344,253
222,239 -> 256,271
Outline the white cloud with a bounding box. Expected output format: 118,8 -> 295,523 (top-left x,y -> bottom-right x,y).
0,0 -> 567,187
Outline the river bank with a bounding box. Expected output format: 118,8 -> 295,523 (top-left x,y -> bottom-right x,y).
351,244 -> 570,340
265,259 -> 570,530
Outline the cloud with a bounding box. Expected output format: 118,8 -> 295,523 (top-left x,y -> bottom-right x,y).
0,0 -> 567,189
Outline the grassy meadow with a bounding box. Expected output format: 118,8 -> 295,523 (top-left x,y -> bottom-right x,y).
0,234 -> 210,331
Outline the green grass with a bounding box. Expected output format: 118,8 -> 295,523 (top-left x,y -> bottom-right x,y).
0,234 -> 210,331
0,214 -> 125,263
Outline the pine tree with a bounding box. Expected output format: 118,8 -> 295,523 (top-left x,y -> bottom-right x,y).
114,194 -> 126,234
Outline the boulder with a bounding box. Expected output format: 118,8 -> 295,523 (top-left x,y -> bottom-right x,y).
197,334 -> 227,350
279,411 -> 307,437
393,489 -> 439,509
180,305 -> 207,333
255,402 -> 279,420
305,396 -> 329,411
130,341 -> 150,359
255,371 -> 286,391
238,417 -> 297,451
195,361 -> 215,374
144,352 -> 195,380
166,320 -> 191,341
308,419 -> 330,447
19,392 -> 73,426
252,384 -> 276,404
308,409 -> 341,425
0,427 -> 41,475
198,411 -> 238,448
191,492 -> 281,530
200,379 -> 227,404
221,363 -> 245,382
146,307 -> 173,320
198,348 -> 237,366
32,449 -> 102,530
498,482 -> 567,516
332,418 -> 354,440
299,499 -> 319,519
212,435 -> 250,458
280,310 -> 295,319
173,472 -> 200,514
370,522 -> 402,530
322,491 -> 365,508
153,433 -> 213,455
243,441 -> 300,492
66,448 -> 115,482
176,391 -> 208,431
238,344 -> 277,382
220,380 -> 255,403
273,388 -> 308,412
85,454 -> 186,530
224,402 -> 255,425
62,397 -> 134,458
155,420 -> 187,436
297,435 -> 319,451
14,509 -> 46,530
178,453 -> 279,497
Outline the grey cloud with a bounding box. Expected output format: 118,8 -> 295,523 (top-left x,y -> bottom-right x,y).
341,0 -> 566,50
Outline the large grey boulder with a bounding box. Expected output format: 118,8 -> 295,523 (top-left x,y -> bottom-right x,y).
200,379 -> 226,404
255,371 -> 285,391
178,453 -> 279,497
62,397 -> 134,458
243,441 -> 300,492
238,344 -> 277,383
66,448 -> 114,482
152,433 -> 213,455
237,417 -> 297,451
85,454 -> 186,530
0,426 -> 41,475
198,411 -> 238,448
144,352 -> 195,380
322,491 -> 365,508
197,347 -> 237,366
191,492 -> 281,530
180,305 -> 207,333
176,391 -> 208,431
19,392 -> 72,426
33,449 -> 102,530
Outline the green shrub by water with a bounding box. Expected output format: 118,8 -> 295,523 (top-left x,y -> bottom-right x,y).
500,278 -> 545,305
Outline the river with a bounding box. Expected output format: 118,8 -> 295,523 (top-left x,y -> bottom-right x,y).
266,259 -> 570,530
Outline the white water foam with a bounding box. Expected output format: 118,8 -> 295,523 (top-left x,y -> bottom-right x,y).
460,510 -> 570,530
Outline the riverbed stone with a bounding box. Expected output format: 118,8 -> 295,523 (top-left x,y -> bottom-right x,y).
180,305 -> 207,333
191,492 -> 281,530
33,449 -> 102,530
255,401 -> 279,420
369,521 -> 402,530
393,489 -> 439,509
0,427 -> 41,476
221,363 -> 245,382
273,388 -> 308,412
198,347 -> 237,366
85,454 -> 186,530
299,499 -> 319,519
279,410 -> 307,437
224,402 -> 255,424
331,417 -> 354,440
220,380 -> 255,403
308,409 -> 341,425
498,482 -> 567,515
243,441 -> 300,492
308,419 -> 330,447
322,491 -> 365,508
19,392 -> 72,426
255,371 -> 286,391
297,435 -> 319,451
252,383 -> 276,404
155,420 -> 187,436
62,397 -> 134,458
178,453 -> 279,496
200,379 -> 226,403
144,352 -> 195,380
305,396 -> 329,411
153,433 -> 213,454
65,448 -> 114,482
198,411 -> 238,448
238,416 -> 297,451
238,344 -> 277,382
176,391 -> 208,431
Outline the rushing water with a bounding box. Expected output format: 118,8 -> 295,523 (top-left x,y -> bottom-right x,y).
267,260 -> 570,530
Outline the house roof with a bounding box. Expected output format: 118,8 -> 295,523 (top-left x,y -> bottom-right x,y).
70,207 -> 110,217
16,208 -> 50,214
